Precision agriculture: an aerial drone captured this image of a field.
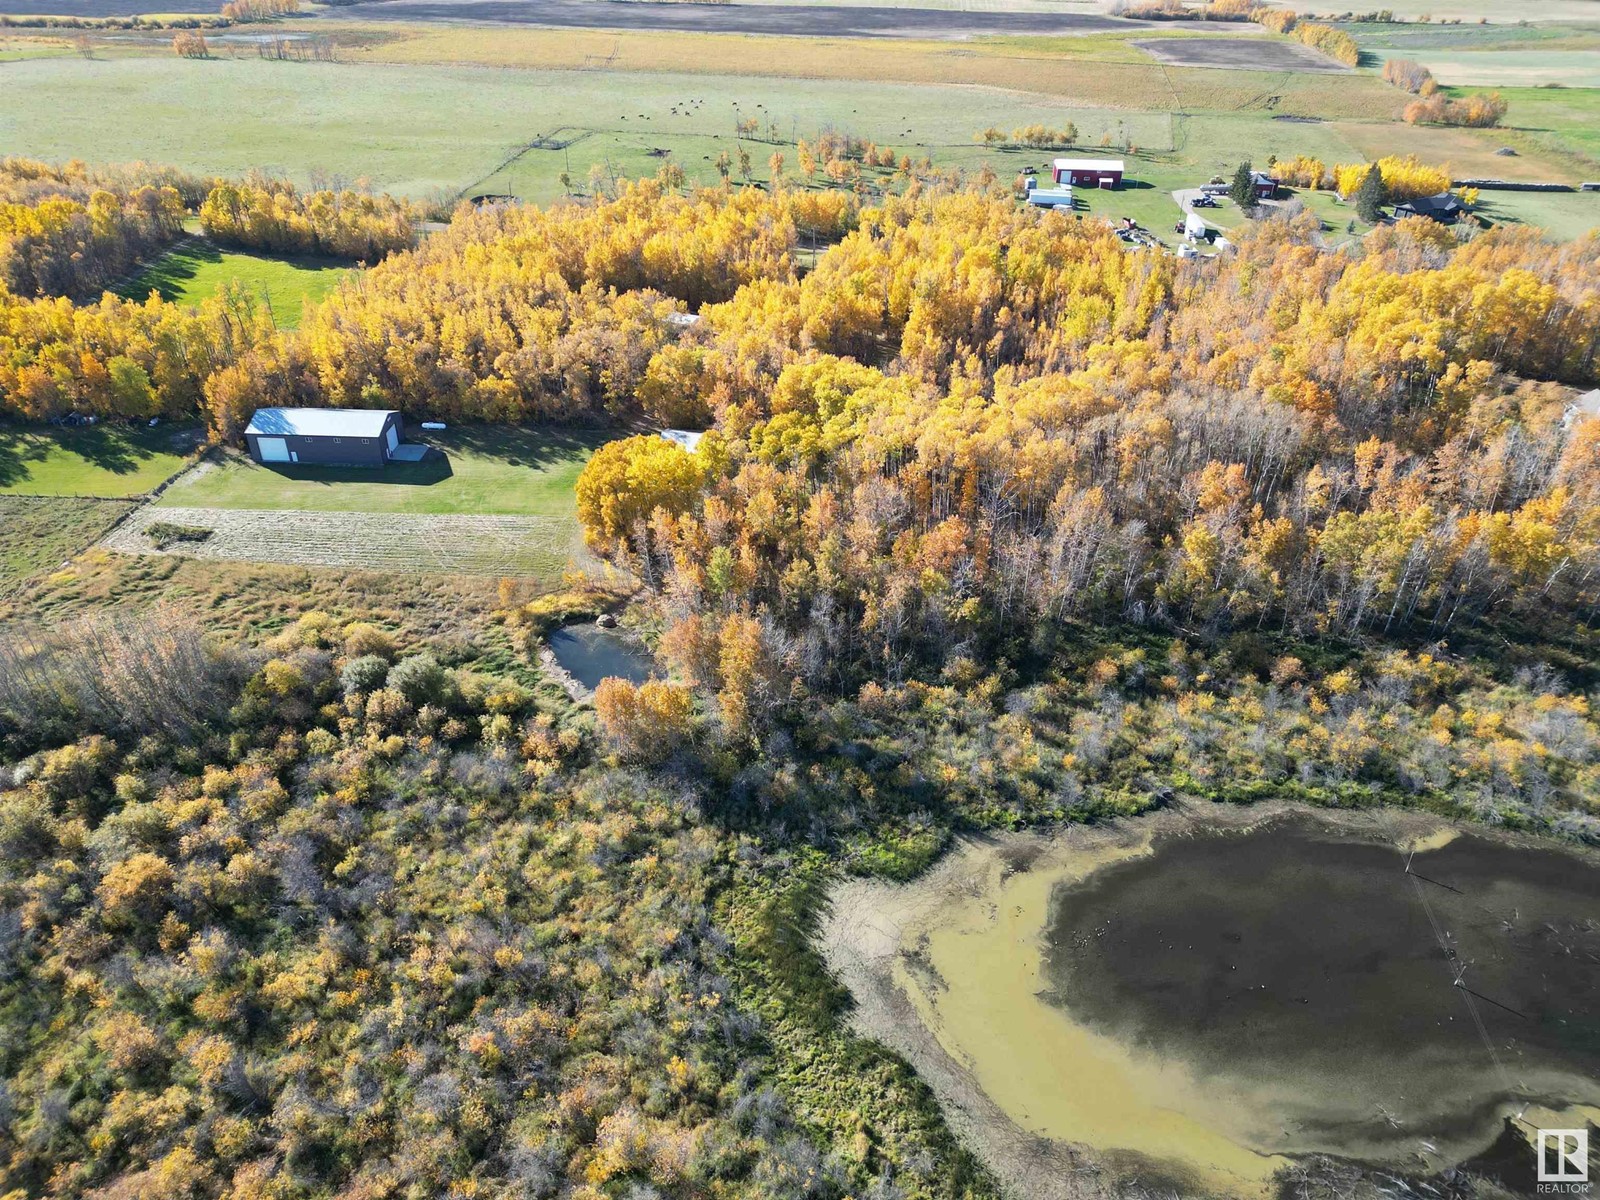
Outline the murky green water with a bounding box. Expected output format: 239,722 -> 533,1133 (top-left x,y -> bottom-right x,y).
1043,817 -> 1600,1168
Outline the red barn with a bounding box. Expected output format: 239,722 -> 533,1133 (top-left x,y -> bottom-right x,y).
1053,157 -> 1125,189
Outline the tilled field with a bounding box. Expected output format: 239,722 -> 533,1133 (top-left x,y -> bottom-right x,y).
314,0 -> 1142,37
1133,36 -> 1350,73
103,505 -> 591,577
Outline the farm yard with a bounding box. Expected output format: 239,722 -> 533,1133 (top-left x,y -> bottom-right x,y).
115,239 -> 352,328
104,426 -> 611,577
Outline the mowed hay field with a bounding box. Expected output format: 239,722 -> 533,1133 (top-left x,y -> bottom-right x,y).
0,424 -> 199,497
105,505 -> 595,578
116,240 -> 353,328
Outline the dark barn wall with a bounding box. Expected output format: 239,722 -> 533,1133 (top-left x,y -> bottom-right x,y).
291,435 -> 387,466
247,433 -> 387,467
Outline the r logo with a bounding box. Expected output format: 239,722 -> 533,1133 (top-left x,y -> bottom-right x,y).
1539,1129 -> 1590,1184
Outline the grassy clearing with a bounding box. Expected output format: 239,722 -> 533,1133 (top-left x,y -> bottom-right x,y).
116,239 -> 353,329
1333,118 -> 1579,183
0,544 -> 521,643
0,496 -> 135,592
1466,85 -> 1600,176
0,423 -> 199,497
156,426 -> 605,516
1474,189 -> 1600,242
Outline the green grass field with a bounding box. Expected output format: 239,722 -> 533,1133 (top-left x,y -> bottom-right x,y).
116,240 -> 353,329
155,426 -> 606,515
1374,49 -> 1600,89
1468,85 -> 1600,177
1349,17 -> 1600,89
0,424 -> 199,497
0,23 -> 1593,240
1324,0 -> 1600,19
0,496 -> 135,592
0,54 -> 1183,200
1475,189 -> 1600,242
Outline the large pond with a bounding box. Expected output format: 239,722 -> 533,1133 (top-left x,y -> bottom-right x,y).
1046,818 -> 1600,1174
545,623 -> 654,691
821,808 -> 1600,1198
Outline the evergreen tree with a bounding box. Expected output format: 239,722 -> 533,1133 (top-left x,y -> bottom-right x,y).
1355,163 -> 1387,224
1230,160 -> 1257,212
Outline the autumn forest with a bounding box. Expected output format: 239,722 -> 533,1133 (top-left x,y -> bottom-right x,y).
2,147 -> 1599,1200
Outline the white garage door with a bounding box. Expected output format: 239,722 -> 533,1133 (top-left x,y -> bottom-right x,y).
386,426 -> 399,453
258,437 -> 290,463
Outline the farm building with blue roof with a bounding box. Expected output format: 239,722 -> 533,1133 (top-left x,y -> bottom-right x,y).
245,408 -> 404,468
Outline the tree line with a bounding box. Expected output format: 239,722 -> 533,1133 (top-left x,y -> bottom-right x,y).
0,159 -> 200,301
199,180 -> 417,261
0,187 -> 183,301
1270,153 -> 1453,203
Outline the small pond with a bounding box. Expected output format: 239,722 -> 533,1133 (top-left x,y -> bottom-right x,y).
546,623 -> 654,691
